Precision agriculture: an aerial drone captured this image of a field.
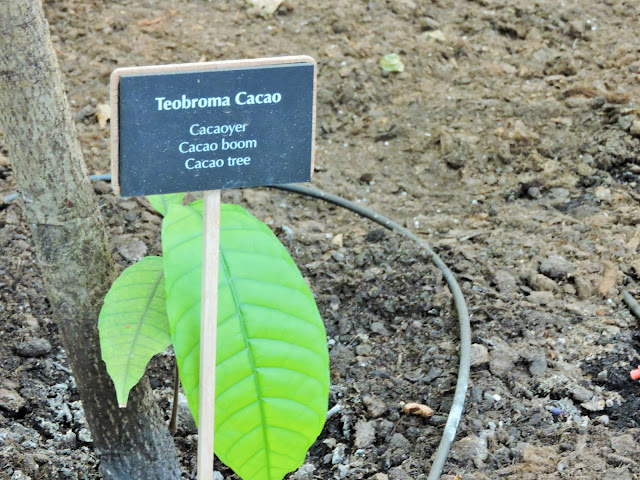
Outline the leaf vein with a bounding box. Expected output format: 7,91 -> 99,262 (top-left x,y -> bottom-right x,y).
219,248 -> 273,479
216,398 -> 260,431
256,366 -> 325,389
248,337 -> 325,359
119,270 -> 164,404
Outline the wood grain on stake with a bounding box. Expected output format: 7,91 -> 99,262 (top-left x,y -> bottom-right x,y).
109,55 -> 317,196
199,190 -> 220,480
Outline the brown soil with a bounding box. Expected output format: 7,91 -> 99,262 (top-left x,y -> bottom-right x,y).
2,0 -> 640,479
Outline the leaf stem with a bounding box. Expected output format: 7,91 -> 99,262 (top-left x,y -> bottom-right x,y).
169,362 -> 179,435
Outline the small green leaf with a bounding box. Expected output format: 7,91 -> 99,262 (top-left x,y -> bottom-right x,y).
98,256 -> 171,407
147,193 -> 184,216
380,53 -> 405,73
162,202 -> 329,480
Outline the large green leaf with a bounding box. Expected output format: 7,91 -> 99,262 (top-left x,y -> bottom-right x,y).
147,193 -> 184,216
98,256 -> 171,407
162,202 -> 329,480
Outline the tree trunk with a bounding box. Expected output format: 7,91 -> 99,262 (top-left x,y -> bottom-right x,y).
0,2 -> 182,479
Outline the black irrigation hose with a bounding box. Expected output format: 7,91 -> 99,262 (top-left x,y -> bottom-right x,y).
622,290 -> 640,321
4,177 -> 471,480
271,184 -> 471,480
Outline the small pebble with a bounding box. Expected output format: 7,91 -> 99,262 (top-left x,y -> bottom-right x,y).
423,366 -> 442,382
291,464 -> 315,480
591,96 -> 606,109
279,225 -> 293,240
58,429 -> 77,448
389,433 -> 410,450
10,471 -> 31,480
528,272 -> 558,292
73,104 -> 95,122
0,388 -> 26,413
420,16 -> 440,30
452,434 -> 489,467
337,464 -> 349,478
366,229 -> 386,243
363,395 -> 387,418
15,338 -> 52,357
571,385 -> 593,403
492,270 -> 517,294
332,443 -> 347,464
369,474 -> 389,480
527,186 -> 541,199
359,172 -> 374,184
528,355 -> 548,376
618,114 -> 635,131
388,467 -> 414,480
92,181 -> 111,195
371,321 -> 390,336
354,420 -> 376,448
574,276 -> 593,299
489,347 -> 517,377
429,415 -> 447,426
116,236 -> 147,262
470,344 -> 489,367
611,433 -> 639,456
540,255 -> 575,279
77,428 -> 93,443
332,251 -> 345,262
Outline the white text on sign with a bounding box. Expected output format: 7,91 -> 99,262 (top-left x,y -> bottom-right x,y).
155,91 -> 282,111
179,123 -> 256,171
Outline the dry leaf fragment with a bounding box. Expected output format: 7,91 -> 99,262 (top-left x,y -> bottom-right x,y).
96,104 -> 111,128
626,226 -> 640,252
423,29 -> 447,42
598,261 -> 621,297
137,16 -> 164,26
402,402 -> 434,417
581,398 -> 606,412
246,0 -> 282,15
502,119 -> 539,142
550,117 -> 572,127
380,54 -> 405,73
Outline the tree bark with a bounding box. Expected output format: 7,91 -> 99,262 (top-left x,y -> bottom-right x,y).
0,2 -> 182,479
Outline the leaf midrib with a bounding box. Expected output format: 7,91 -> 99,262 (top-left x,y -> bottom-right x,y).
119,270 -> 164,406
219,247 -> 272,480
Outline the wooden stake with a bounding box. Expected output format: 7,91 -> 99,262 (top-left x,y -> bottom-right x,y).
198,190 -> 221,480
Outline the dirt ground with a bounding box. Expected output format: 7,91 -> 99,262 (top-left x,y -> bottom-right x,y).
2,0 -> 640,478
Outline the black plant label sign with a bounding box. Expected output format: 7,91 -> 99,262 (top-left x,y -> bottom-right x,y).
111,56 -> 316,197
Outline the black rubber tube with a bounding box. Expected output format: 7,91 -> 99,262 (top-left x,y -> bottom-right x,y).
622,290 -> 640,321
4,178 -> 471,479
271,184 -> 471,480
